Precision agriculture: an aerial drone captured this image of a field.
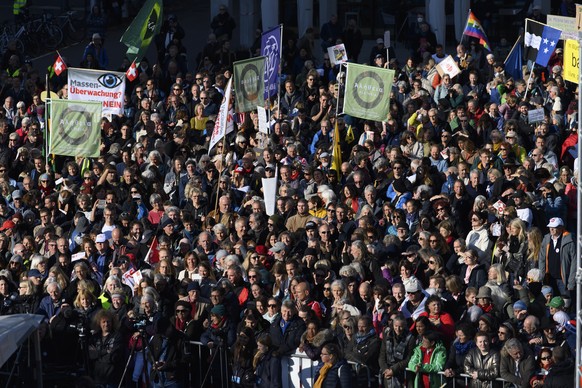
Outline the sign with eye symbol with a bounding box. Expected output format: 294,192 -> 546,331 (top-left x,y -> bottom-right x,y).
68,68 -> 126,117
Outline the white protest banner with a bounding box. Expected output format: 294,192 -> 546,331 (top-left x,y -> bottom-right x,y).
262,174 -> 277,216
436,55 -> 461,78
68,68 -> 125,117
209,78 -> 233,152
71,252 -> 85,262
327,43 -> 348,65
528,108 -> 545,123
257,106 -> 269,134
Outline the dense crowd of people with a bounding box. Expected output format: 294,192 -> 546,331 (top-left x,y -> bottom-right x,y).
0,2 -> 579,388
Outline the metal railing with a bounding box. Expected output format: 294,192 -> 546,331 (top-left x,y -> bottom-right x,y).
186,341 -> 525,388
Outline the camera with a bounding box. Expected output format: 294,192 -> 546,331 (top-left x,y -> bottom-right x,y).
66,309 -> 91,337
132,314 -> 149,331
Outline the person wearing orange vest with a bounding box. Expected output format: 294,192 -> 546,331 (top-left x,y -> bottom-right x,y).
538,217 -> 576,297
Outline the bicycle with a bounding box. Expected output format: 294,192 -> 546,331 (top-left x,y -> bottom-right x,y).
0,22 -> 25,55
56,10 -> 86,45
28,13 -> 63,50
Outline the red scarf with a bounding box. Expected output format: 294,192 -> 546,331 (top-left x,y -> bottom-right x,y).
175,317 -> 186,332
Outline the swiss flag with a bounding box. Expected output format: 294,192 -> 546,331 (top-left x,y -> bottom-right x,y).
53,54 -> 66,76
125,59 -> 138,82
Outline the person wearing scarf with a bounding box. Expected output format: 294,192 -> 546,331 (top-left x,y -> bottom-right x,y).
314,343 -> 353,388
443,323 -> 476,385
345,316 -> 380,386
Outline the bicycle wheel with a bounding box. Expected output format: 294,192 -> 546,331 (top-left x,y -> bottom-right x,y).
41,23 -> 63,49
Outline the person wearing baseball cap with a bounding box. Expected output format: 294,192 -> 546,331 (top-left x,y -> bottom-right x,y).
400,278 -> 427,320
540,217 -> 575,297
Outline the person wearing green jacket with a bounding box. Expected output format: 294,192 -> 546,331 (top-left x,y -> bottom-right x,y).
407,331 -> 447,388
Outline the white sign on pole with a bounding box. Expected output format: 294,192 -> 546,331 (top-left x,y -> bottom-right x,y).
257,106 -> 269,134
327,43 -> 348,65
262,175 -> 277,216
384,30 -> 391,47
435,55 -> 461,78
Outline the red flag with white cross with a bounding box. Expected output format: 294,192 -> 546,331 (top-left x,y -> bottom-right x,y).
125,59 -> 138,82
53,54 -> 67,76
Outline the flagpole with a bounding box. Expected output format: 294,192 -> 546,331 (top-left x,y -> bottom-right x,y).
460,9 -> 471,47
276,24 -> 283,119
576,27 -> 582,388
523,62 -> 535,101
213,141 -> 227,216
45,73 -> 50,169
503,35 -> 522,65
335,63 -> 344,117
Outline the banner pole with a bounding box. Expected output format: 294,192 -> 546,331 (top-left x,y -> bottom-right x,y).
576,28 -> 582,388
45,73 -> 49,169
335,63 -> 344,117
276,24 -> 283,119
523,62 -> 535,101
213,141 -> 227,217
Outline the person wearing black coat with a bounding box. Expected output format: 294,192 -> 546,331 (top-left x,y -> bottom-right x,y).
149,318 -> 187,387
541,346 -> 574,388
254,334 -> 281,388
268,300 -> 306,357
88,309 -> 123,387
344,315 -> 380,387
313,343 -> 353,388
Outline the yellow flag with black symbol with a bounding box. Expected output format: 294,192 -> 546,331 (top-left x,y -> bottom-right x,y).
345,124 -> 354,144
49,100 -> 102,157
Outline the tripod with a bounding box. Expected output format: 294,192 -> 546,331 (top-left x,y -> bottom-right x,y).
118,329 -> 154,388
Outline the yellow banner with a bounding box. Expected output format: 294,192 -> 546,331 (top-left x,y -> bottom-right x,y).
564,39 -> 579,84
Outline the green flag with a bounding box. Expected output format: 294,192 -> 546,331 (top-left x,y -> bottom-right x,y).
233,56 -> 266,113
343,63 -> 394,122
50,100 -> 102,157
120,0 -> 163,62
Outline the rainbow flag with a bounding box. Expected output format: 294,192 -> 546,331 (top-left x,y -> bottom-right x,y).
463,11 -> 490,51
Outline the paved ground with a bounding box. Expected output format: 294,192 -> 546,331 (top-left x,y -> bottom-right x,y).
2,0 -> 412,80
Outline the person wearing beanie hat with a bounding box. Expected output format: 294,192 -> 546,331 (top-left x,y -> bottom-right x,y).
512,300 -> 528,324
184,279 -> 211,323
201,303 -> 236,348
540,286 -> 553,303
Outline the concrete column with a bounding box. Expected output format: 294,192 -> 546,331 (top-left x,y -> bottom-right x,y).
261,0 -> 279,31
239,0 -> 257,49
297,0 -> 313,37
319,0 -> 337,28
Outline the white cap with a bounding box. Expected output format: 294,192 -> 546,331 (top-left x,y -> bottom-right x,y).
547,217 -> 564,228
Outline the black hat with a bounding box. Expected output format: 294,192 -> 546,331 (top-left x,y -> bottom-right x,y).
187,282 -> 201,292
160,218 -> 175,229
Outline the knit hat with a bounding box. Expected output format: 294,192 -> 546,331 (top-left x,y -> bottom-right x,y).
540,286 -> 553,298
513,300 -> 527,311
211,304 -> 226,317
